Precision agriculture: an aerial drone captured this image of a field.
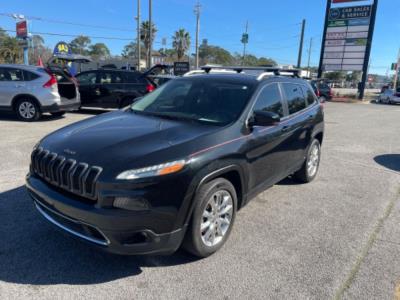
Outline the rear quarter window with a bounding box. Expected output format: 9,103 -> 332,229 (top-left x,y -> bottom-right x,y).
302,85 -> 317,106
23,70 -> 40,81
282,83 -> 307,114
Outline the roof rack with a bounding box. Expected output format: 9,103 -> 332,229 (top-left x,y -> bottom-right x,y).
200,66 -> 300,78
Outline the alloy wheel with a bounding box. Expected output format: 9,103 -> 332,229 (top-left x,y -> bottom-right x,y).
307,143 -> 320,177
200,190 -> 233,247
19,101 -> 36,119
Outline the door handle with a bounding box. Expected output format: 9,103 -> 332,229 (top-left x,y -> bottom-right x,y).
95,88 -> 101,96
281,126 -> 290,133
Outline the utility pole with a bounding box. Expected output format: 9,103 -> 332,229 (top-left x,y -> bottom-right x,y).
393,48 -> 400,91
148,0 -> 152,69
307,38 -> 313,77
136,0 -> 141,71
194,1 -> 201,69
242,21 -> 249,66
297,19 -> 306,69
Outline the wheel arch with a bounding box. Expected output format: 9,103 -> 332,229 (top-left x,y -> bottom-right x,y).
11,94 -> 42,112
313,131 -> 324,146
195,164 -> 246,210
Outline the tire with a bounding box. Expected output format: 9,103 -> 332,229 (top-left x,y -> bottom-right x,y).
50,111 -> 66,117
294,139 -> 321,183
183,178 -> 237,258
15,98 -> 41,121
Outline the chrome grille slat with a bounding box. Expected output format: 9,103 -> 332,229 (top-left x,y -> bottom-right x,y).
30,149 -> 101,201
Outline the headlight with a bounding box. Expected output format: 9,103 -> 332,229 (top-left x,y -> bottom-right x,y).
116,159 -> 186,180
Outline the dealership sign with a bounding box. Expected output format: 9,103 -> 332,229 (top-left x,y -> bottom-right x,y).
16,20 -> 28,38
321,4 -> 373,72
53,42 -> 72,56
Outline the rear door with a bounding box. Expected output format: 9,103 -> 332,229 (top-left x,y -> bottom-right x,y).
97,71 -> 125,108
246,83 -> 292,189
280,82 -> 312,171
124,72 -> 150,100
75,71 -> 99,106
0,67 -> 25,107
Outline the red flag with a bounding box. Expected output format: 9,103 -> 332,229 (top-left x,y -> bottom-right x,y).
37,56 -> 44,67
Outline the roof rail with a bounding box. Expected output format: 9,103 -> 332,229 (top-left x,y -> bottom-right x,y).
200,65 -> 300,78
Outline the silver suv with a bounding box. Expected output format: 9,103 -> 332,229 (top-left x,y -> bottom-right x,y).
0,64 -> 80,121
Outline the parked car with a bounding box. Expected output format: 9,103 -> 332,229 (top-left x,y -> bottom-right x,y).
148,74 -> 176,86
0,64 -> 80,121
378,89 -> 400,104
75,69 -> 156,109
26,69 -> 324,257
310,80 -> 333,102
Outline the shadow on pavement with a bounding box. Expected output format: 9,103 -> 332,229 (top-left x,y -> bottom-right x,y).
0,112 -> 64,122
374,154 -> 400,172
0,186 -> 198,285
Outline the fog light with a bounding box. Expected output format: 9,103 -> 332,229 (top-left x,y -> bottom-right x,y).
113,197 -> 150,211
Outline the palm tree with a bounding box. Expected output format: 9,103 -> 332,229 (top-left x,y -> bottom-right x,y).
172,29 -> 191,61
140,21 -> 157,65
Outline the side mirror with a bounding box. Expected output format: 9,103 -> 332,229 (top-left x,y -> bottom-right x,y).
249,110 -> 280,127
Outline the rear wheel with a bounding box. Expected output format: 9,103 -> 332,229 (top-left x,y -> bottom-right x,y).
50,111 -> 66,117
15,98 -> 41,121
183,178 -> 237,258
294,139 -> 321,183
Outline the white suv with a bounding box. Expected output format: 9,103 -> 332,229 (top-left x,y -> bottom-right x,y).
0,64 -> 80,121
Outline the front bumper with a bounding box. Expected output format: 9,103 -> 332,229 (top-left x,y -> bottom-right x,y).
41,101 -> 80,113
26,175 -> 186,255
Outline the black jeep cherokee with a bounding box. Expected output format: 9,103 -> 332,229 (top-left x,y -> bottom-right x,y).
26,71 -> 324,258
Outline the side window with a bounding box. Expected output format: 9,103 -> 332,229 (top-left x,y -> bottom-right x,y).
76,72 -> 97,85
125,72 -> 140,83
0,68 -> 7,81
302,86 -> 317,106
99,72 -> 112,84
282,83 -> 306,114
253,83 -> 284,117
0,68 -> 24,81
22,70 -> 40,81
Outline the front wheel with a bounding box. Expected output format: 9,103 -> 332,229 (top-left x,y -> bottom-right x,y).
294,139 -> 321,183
183,178 -> 237,258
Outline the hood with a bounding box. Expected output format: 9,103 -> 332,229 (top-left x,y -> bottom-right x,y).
40,110 -> 217,168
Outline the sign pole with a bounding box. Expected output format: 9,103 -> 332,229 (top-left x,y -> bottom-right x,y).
23,43 -> 29,65
318,0 -> 332,78
358,0 -> 378,100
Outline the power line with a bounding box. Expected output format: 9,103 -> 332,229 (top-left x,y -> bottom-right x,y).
1,29 -> 159,43
0,12 -> 134,32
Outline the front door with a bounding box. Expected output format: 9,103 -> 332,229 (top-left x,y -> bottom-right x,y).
245,83 -> 292,189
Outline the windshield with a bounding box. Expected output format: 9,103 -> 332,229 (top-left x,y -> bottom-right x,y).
130,77 -> 255,126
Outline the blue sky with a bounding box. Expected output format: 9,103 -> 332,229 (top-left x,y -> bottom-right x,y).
0,0 -> 397,75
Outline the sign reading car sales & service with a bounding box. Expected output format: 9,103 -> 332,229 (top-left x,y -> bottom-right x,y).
321,4 -> 373,72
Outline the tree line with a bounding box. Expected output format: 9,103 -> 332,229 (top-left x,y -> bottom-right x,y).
0,23 -> 277,67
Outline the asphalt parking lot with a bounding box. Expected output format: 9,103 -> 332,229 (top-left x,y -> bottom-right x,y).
0,102 -> 399,300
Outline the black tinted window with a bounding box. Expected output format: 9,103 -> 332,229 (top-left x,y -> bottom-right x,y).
22,70 -> 40,81
100,72 -> 123,84
125,72 -> 139,83
282,83 -> 306,114
76,72 -> 97,84
302,86 -> 317,106
253,83 -> 284,117
0,68 -> 23,81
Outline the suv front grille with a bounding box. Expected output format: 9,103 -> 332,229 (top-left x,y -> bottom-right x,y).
31,147 -> 102,201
